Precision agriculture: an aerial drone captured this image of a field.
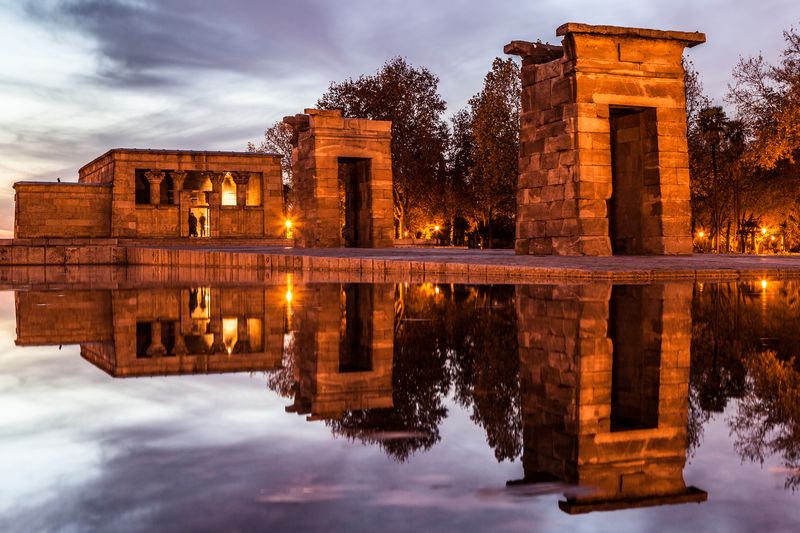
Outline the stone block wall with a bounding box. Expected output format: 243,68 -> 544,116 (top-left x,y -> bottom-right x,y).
508,24 -> 705,256
285,109 -> 394,248
134,206 -> 180,237
13,182 -> 112,238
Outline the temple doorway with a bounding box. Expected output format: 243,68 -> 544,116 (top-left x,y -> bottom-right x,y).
608,107 -> 658,255
184,172 -> 212,238
189,207 -> 209,238
337,157 -> 371,247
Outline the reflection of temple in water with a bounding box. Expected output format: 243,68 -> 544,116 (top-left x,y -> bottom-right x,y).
285,284 -> 394,420
13,282 -> 394,417
15,287 -> 285,376
14,280 -> 707,514
513,283 -> 706,513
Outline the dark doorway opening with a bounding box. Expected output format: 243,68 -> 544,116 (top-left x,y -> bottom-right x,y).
338,158 -> 371,247
609,286 -> 661,431
608,107 -> 658,254
339,284 -> 373,372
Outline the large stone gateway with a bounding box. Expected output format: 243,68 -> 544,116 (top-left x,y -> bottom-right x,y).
284,109 -> 394,248
507,24 -> 705,256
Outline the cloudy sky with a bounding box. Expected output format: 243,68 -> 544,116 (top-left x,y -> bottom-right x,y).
0,0 -> 798,234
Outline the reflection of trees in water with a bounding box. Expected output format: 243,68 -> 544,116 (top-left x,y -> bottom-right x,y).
730,351 -> 800,489
691,281 -> 800,488
267,284 -> 521,463
447,285 -> 521,461
328,284 -> 520,462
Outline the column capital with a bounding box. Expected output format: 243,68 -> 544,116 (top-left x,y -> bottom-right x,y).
232,172 -> 250,185
144,169 -> 165,184
171,169 -> 187,184
206,171 -> 224,194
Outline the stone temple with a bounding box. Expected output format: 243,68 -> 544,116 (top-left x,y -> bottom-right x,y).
507,23 -> 705,256
14,149 -> 286,241
9,22 -> 706,261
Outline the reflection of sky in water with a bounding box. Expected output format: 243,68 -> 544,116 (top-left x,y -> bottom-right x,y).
1,289 -> 799,532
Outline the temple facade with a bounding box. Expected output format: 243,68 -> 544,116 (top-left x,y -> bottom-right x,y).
13,149 -> 286,242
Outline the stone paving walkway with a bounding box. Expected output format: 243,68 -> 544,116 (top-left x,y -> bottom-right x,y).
129,244 -> 800,281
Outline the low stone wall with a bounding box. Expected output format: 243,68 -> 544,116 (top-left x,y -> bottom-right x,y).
14,182 -> 112,238
135,206 -> 180,237
0,239 -> 126,265
218,207 -> 267,237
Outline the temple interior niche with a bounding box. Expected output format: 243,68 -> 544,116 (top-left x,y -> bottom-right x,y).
221,173 -> 237,206
246,174 -> 262,206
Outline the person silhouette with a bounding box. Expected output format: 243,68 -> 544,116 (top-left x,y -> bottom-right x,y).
199,214 -> 206,237
188,211 -> 198,237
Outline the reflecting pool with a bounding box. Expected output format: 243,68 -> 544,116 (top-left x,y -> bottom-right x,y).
1,280 -> 800,532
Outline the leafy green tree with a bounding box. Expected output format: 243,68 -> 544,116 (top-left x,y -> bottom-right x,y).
317,57 -> 449,237
248,121 -> 294,214
467,58 -> 520,248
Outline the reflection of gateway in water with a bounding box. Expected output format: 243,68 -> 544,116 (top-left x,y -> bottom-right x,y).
511,283 -> 707,513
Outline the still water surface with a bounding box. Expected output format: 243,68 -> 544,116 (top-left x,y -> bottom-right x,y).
1,281 -> 799,532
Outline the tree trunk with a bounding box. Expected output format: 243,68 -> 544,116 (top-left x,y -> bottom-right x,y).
711,144 -> 720,253
725,220 -> 731,253
487,207 -> 494,249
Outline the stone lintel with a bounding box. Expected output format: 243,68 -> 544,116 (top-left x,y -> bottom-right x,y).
504,40 -> 564,64
556,23 -> 706,47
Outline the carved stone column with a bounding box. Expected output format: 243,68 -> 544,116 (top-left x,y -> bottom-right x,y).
172,322 -> 188,355
233,317 -> 251,353
145,169 -> 165,206
171,170 -> 186,205
233,172 -> 250,208
146,321 -> 166,357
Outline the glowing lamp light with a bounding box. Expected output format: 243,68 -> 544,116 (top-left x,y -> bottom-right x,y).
761,279 -> 768,290
771,235 -> 776,241
434,286 -> 440,295
285,289 -> 293,304
698,231 -> 705,238
285,219 -> 292,229
762,227 -> 768,235
434,225 -> 440,232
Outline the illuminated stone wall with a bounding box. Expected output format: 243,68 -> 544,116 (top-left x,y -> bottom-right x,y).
13,182 -> 112,238
284,109 -> 394,248
507,24 -> 705,256
13,149 -> 285,240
